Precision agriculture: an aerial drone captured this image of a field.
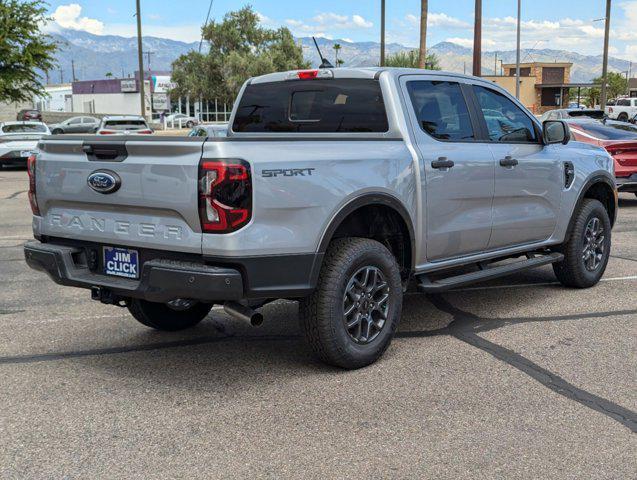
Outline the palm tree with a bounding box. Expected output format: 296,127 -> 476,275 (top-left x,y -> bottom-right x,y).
333,43 -> 342,68
418,0 -> 428,69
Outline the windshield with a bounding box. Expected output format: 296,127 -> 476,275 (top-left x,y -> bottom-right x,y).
575,121 -> 637,140
1,124 -> 47,134
103,120 -> 147,131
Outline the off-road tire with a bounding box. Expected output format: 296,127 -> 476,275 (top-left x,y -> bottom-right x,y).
128,299 -> 212,331
299,238 -> 403,369
553,199 -> 611,288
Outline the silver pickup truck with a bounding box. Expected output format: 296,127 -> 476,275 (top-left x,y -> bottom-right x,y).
24,68 -> 618,369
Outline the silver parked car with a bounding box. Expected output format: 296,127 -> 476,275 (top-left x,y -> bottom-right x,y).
94,116 -> 153,135
25,68 -> 617,369
49,116 -> 100,135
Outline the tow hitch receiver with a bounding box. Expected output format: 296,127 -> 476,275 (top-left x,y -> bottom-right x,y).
91,287 -> 128,307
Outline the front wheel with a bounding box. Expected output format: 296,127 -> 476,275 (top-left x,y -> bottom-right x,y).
553,199 -> 611,288
299,238 -> 403,369
128,299 -> 212,331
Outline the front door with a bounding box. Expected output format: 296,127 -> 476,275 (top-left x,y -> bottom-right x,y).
471,84 -> 563,249
401,76 -> 495,262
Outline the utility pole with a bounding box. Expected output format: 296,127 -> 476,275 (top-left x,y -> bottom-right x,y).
494,52 -> 498,76
418,0 -> 428,69
515,0 -> 522,99
380,0 -> 386,67
136,0 -> 146,119
473,0 -> 482,76
600,0 -> 612,109
59,69 -> 64,84
144,51 -> 155,72
71,60 -> 77,82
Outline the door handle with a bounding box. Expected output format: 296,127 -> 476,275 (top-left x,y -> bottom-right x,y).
431,157 -> 455,170
500,156 -> 519,167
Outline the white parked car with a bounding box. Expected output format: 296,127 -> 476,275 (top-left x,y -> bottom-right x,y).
94,116 -> 153,135
187,124 -> 228,138
166,113 -> 199,129
606,98 -> 637,122
0,122 -> 50,168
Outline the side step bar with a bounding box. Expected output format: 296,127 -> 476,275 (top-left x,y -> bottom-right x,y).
417,252 -> 564,293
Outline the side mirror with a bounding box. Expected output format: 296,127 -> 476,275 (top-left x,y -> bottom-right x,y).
543,120 -> 571,145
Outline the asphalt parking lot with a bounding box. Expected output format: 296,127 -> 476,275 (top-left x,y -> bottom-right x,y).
0,167 -> 635,479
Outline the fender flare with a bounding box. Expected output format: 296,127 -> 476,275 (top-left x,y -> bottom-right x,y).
565,174 -> 618,241
317,192 -> 417,271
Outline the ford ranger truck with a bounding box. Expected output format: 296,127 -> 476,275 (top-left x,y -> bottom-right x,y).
24,68 -> 618,369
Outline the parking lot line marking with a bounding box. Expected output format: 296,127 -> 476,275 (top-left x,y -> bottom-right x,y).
428,295 -> 637,433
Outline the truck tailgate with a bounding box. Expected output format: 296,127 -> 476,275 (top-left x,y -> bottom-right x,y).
35,137 -> 205,254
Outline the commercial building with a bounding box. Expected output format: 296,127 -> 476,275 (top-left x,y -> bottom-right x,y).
33,84 -> 73,112
629,78 -> 637,98
483,62 -> 596,114
71,77 -> 152,117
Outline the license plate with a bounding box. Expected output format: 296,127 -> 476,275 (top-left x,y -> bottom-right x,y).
103,247 -> 139,279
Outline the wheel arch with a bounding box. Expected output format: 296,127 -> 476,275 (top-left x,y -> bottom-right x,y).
317,193 -> 416,281
565,175 -> 617,242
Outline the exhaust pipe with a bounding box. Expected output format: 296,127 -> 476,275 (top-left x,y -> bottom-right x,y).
223,301 -> 264,327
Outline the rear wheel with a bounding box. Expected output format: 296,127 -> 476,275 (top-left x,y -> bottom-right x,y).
618,113 -> 629,122
128,299 -> 212,331
553,199 -> 611,288
299,238 -> 403,369
51,129 -> 63,135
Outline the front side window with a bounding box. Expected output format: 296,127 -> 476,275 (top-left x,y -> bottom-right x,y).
233,79 -> 389,133
406,80 -> 475,141
474,86 -> 538,143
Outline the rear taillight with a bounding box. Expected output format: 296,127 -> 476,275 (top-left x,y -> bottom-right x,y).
605,144 -> 637,157
198,160 -> 252,233
609,107 -> 614,113
137,129 -> 153,135
98,130 -> 117,135
27,154 -> 40,215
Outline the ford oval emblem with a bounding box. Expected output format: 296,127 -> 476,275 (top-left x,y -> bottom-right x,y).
87,170 -> 121,194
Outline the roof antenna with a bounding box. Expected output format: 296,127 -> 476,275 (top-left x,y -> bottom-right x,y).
312,37 -> 334,69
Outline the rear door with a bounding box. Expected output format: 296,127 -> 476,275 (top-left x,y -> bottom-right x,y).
470,84 -> 563,249
401,75 -> 495,261
36,137 -> 206,253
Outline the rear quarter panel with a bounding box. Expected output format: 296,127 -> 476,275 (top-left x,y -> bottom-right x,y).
200,139 -> 417,257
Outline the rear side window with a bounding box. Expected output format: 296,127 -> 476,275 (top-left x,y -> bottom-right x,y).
473,86 -> 538,143
406,80 -> 475,141
617,99 -> 630,107
233,79 -> 389,133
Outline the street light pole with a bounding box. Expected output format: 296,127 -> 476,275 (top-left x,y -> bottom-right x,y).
473,0 -> 482,76
418,0 -> 428,69
380,0 -> 386,67
515,0 -> 521,99
600,0 -> 612,109
136,0 -> 146,119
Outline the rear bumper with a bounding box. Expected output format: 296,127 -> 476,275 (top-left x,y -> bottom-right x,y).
616,174 -> 637,192
0,155 -> 29,167
24,240 -> 323,302
24,241 -> 244,303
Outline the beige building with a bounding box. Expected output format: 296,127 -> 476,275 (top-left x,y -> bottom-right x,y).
483,62 -> 593,115
629,78 -> 637,98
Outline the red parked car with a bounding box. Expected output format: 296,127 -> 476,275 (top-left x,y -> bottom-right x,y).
568,119 -> 637,197
16,109 -> 43,122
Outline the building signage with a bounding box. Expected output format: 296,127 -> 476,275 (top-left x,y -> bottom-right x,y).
152,76 -> 177,93
120,79 -> 138,93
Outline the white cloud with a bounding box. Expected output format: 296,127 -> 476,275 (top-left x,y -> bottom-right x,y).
285,12 -> 373,35
405,12 -> 470,29
51,4 -> 104,35
446,37 -> 496,49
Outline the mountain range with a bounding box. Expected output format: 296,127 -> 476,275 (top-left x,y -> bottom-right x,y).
46,28 -> 634,85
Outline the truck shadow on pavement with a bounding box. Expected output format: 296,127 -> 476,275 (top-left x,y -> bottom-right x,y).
1,291 -> 636,433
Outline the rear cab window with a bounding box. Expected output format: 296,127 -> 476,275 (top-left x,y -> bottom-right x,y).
104,120 -> 148,131
1,124 -> 47,134
232,79 -> 389,133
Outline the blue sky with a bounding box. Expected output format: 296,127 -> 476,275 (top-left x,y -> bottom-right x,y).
44,1 -> 637,60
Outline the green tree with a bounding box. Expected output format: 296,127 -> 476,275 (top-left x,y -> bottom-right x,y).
384,49 -> 440,70
171,6 -> 308,103
0,0 -> 57,103
579,72 -> 629,107
105,72 -> 114,78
